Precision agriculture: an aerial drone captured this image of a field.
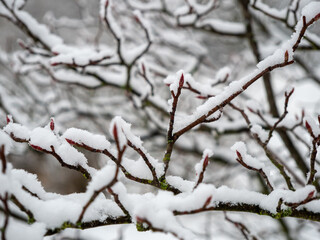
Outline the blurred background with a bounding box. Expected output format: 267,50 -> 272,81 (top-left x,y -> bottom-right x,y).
1,0 -> 320,239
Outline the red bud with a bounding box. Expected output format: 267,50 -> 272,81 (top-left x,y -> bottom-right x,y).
66,139 -> 76,145
6,116 -> 11,124
197,96 -> 207,99
30,144 -> 44,151
105,0 -> 109,7
136,216 -> 143,223
203,155 -> 209,168
236,150 -> 242,159
113,124 -> 118,142
247,107 -> 255,113
179,73 -> 184,88
134,15 -> 141,24
17,39 -> 26,49
307,190 -> 315,199
141,63 -> 146,75
318,115 -> 320,125
305,121 -> 312,133
50,118 -> 55,131
203,196 -> 212,208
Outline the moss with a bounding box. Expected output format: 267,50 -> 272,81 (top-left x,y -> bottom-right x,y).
61,221 -> 73,230
160,179 -> 169,190
273,208 -> 293,219
136,222 -> 148,232
76,222 -> 83,229
28,216 -> 35,224
163,153 -> 171,163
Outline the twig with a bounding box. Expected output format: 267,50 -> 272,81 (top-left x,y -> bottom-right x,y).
0,193 -> 9,240
224,212 -> 258,240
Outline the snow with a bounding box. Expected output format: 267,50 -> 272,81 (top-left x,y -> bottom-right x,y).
29,127 -> 59,151
109,116 -> 164,178
122,157 -> 153,180
128,0 -> 162,11
63,128 -> 112,151
122,43 -> 149,65
196,19 -> 246,35
99,0 -> 108,19
6,221 -> 46,240
50,48 -> 113,66
215,66 -> 230,81
231,142 -> 265,170
260,185 -> 316,213
87,164 -> 117,193
55,142 -> 88,167
106,0 -> 123,38
256,48 -> 292,70
53,69 -> 102,88
110,116 -> 130,150
178,14 -> 197,25
174,5 -> 189,16
194,149 -> 213,181
164,69 -> 221,98
252,0 -> 287,19
301,2 -> 320,22
3,122 -> 30,140
14,10 -> 63,49
251,124 -> 269,143
304,115 -> 320,137
172,2 -> 320,134
256,2 -> 320,70
189,0 -> 215,15
166,176 -> 194,193
164,70 -> 185,95
0,129 -> 13,154
1,1 -> 320,239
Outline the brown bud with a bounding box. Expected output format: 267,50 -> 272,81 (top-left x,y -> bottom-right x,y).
284,50 -> 289,63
